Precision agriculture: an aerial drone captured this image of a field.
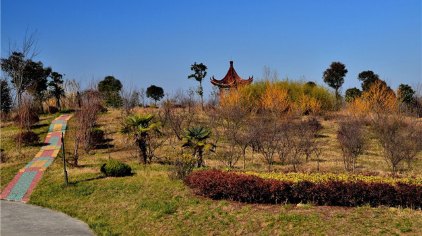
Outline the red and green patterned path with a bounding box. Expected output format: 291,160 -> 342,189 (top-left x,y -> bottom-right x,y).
0,114 -> 72,203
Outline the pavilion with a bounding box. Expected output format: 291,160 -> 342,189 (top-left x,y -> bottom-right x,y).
210,61 -> 253,92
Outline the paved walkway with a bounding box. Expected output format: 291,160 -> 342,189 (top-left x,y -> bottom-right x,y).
1,114 -> 72,202
0,200 -> 93,236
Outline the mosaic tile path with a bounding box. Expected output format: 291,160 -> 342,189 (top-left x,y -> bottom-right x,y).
1,114 -> 72,203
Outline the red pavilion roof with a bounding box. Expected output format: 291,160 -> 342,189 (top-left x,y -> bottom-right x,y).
210,61 -> 253,88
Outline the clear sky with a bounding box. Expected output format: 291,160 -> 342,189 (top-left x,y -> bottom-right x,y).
1,0 -> 421,97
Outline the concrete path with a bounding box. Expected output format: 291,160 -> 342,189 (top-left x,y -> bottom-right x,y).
1,114 -> 72,202
0,200 -> 93,236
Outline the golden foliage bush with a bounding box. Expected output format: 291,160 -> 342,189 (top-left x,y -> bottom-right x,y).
260,82 -> 291,114
219,80 -> 334,115
348,80 -> 398,115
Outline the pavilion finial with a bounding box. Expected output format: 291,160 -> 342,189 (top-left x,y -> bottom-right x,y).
230,61 -> 233,67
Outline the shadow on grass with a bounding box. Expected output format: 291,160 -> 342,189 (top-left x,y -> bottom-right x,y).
65,161 -> 97,169
95,143 -> 115,149
31,123 -> 49,129
31,142 -> 49,147
70,175 -> 106,185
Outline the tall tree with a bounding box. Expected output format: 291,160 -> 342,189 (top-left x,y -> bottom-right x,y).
146,85 -> 164,106
0,79 -> 12,114
397,84 -> 415,106
358,70 -> 380,92
1,52 -> 29,106
345,87 -> 362,102
323,62 -> 347,104
25,61 -> 51,111
98,76 -> 123,107
0,32 -> 39,107
48,71 -> 65,109
188,62 -> 207,109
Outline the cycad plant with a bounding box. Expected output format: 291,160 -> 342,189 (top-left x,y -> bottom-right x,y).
121,114 -> 160,164
182,126 -> 213,167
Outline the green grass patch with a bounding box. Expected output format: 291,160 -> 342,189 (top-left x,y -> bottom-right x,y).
0,114 -> 56,190
28,163 -> 422,235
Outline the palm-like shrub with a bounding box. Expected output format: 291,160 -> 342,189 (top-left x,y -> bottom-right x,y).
121,114 -> 160,164
182,126 -> 212,167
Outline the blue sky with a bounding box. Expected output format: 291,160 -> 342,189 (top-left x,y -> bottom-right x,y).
1,0 -> 421,97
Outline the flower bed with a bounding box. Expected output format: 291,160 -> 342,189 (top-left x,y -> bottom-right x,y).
185,170 -> 421,209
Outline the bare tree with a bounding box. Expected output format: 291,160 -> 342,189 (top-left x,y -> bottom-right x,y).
337,118 -> 366,172
1,31 -> 39,107
72,89 -> 102,166
298,117 -> 322,162
372,115 -> 422,174
15,95 -> 39,151
161,91 -> 196,141
312,139 -> 326,172
146,128 -> 167,163
253,116 -> 280,171
62,79 -> 80,109
276,122 -> 294,165
121,86 -> 140,115
210,105 -> 250,168
139,88 -> 146,108
285,126 -> 304,172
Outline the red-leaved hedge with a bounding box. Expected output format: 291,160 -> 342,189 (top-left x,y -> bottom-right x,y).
184,170 -> 422,209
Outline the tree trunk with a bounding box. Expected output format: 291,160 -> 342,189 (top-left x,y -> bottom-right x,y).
73,137 -> 79,166
242,147 -> 246,169
138,134 -> 148,164
56,97 -> 61,110
335,89 -> 341,110
197,148 -> 203,167
199,81 -> 204,110
17,91 -> 23,108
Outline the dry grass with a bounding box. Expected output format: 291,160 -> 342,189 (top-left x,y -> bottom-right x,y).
2,108 -> 422,235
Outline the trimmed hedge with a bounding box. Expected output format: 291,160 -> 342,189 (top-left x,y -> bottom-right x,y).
100,160 -> 132,177
185,170 -> 421,209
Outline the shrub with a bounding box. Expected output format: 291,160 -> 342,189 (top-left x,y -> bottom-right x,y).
47,106 -> 59,114
90,128 -> 105,146
15,131 -> 40,146
337,119 -> 366,172
372,115 -> 422,174
185,170 -> 422,209
169,155 -> 196,180
245,171 -> 422,185
0,149 -> 7,163
348,80 -> 397,115
13,103 -> 40,129
220,80 -> 335,114
100,160 -> 132,177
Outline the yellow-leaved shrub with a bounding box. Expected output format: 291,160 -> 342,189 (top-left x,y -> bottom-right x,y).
219,80 -> 334,115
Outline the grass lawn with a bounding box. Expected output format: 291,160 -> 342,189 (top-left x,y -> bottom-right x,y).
2,109 -> 421,235
30,164 -> 422,235
0,114 -> 56,191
